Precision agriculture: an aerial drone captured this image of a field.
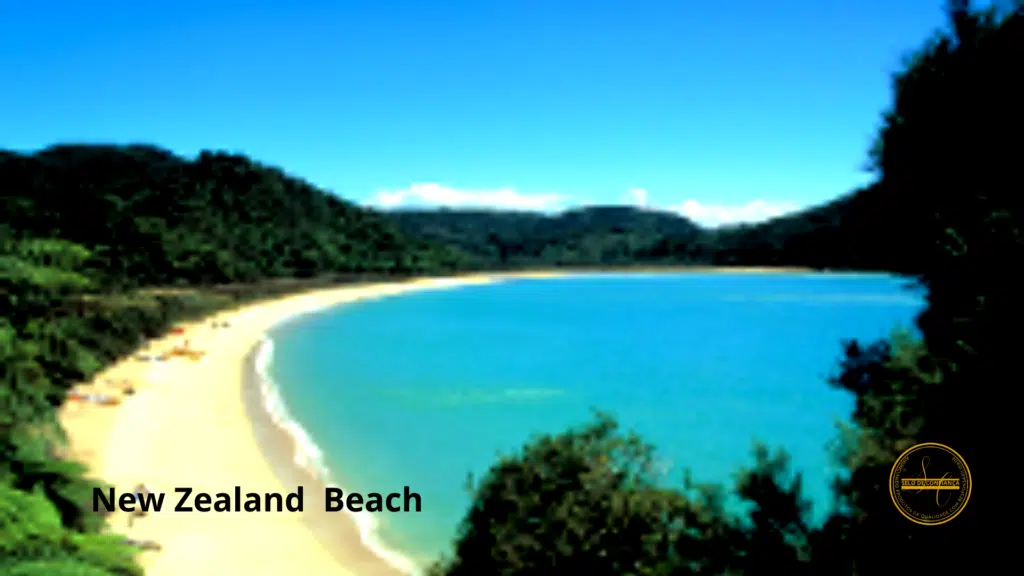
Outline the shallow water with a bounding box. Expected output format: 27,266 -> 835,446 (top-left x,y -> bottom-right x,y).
267,273 -> 924,568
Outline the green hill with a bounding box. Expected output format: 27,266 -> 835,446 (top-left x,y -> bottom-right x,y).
1,144 -> 911,280
0,144 -> 465,575
389,205 -> 704,268
388,182 -> 910,273
1,144 -> 464,288
2,1 -> 1017,573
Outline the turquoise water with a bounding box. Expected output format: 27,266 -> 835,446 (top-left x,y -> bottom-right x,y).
268,273 -> 924,567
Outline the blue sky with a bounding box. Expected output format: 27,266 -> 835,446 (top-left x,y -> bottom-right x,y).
2,0 -> 955,225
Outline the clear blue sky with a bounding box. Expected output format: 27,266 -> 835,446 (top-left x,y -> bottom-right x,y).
1,0 -> 955,224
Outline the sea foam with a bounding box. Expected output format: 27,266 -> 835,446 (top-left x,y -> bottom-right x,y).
255,336 -> 423,576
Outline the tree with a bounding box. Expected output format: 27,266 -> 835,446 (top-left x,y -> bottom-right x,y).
431,415 -> 821,575
809,1 -> 1017,570
0,483 -> 142,576
436,2 -> 1019,573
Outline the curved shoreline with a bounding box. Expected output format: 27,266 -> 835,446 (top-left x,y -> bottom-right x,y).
243,338 -> 418,575
56,267 -> 868,575
59,275 -> 502,576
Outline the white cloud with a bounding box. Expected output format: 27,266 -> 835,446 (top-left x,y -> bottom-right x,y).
625,187 -> 648,207
668,199 -> 802,228
369,183 -> 566,211
367,183 -> 801,227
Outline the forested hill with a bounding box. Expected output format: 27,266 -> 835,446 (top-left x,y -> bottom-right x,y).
388,205 -> 704,268
388,181 -> 911,273
2,143 -> 916,281
0,145 -> 465,289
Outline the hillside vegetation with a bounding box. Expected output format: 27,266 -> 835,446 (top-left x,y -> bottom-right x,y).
1,1 -> 1016,574
388,183 -> 908,273
432,2 -> 1014,573
2,143 -> 903,283
0,149 -> 465,573
1,145 -> 464,289
390,206 -> 704,268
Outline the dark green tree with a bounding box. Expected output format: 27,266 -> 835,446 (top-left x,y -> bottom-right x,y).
433,2 -> 1018,574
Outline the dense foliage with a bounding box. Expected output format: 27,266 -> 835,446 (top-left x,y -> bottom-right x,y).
2,1 -> 1013,573
1,143 -> 907,280
0,145 -> 465,288
389,183 -> 915,273
0,151 -> 470,572
0,231 -> 408,573
390,206 -> 705,268
432,2 -> 1013,574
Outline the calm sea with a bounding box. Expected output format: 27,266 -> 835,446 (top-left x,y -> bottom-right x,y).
267,273 -> 924,569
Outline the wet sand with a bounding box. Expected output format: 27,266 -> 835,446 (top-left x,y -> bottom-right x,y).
60,276 -> 500,576
57,266 -> 818,575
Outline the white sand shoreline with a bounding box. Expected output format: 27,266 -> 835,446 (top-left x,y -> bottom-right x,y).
60,274 -> 511,576
57,266 -> 837,575
244,336 -> 418,575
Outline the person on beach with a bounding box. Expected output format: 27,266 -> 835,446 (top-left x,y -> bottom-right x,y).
127,483 -> 153,528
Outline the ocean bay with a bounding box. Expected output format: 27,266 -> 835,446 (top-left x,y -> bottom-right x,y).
267,273 -> 923,568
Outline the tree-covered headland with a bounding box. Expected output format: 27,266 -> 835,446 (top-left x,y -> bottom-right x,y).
1,1 -> 1015,573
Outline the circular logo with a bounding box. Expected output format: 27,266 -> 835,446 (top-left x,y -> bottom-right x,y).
889,442 -> 971,526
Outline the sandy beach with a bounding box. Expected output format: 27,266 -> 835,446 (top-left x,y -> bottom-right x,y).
57,267 -> 818,576
59,275 -> 504,576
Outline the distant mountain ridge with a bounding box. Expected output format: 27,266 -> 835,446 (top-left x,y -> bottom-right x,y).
386,184 -> 906,273
1,143 -> 910,286
387,205 -> 704,267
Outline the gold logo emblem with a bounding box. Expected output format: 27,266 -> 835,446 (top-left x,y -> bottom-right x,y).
889,442 -> 971,525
